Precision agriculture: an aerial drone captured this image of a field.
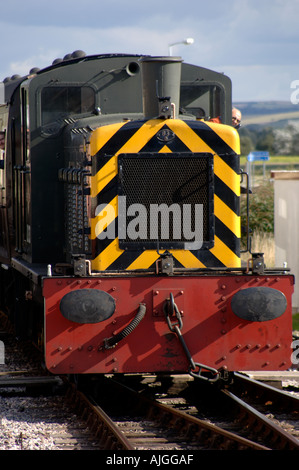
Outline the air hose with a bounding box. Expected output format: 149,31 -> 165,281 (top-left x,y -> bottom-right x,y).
103,303 -> 146,349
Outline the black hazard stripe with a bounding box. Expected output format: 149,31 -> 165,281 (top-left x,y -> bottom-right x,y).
91,119 -> 240,270
140,123 -> 191,153
93,120 -> 145,170
186,120 -> 238,161
214,175 -> 240,217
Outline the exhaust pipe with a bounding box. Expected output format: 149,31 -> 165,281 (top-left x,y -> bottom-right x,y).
139,56 -> 182,119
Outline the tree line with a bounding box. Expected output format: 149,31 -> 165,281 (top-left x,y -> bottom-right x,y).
239,120 -> 299,156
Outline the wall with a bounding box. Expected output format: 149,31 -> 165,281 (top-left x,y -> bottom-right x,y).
272,171 -> 299,312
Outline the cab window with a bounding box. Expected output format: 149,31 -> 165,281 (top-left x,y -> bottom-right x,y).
41,86 -> 95,125
180,84 -> 223,121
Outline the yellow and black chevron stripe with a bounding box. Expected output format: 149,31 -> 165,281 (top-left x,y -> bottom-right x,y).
89,119 -> 241,271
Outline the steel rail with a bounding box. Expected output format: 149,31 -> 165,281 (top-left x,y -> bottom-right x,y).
141,392 -> 269,450
233,372 -> 299,410
222,386 -> 299,450
66,384 -> 134,450
99,377 -> 270,450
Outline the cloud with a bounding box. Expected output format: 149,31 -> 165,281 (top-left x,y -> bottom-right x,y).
1,0 -> 299,101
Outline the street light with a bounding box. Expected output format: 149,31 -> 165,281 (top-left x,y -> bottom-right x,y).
168,38 -> 194,56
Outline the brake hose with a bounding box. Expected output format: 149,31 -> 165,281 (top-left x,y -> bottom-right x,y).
103,303 -> 146,349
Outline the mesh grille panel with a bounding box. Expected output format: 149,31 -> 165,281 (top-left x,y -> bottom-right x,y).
118,153 -> 214,249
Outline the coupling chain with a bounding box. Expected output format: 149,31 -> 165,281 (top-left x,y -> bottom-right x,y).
165,293 -> 219,382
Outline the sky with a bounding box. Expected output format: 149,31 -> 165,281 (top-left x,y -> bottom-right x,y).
1,0 -> 299,103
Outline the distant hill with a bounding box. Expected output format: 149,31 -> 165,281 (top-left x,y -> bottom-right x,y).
234,101 -> 299,127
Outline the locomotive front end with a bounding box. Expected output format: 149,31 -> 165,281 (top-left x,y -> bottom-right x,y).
42,57 -> 294,378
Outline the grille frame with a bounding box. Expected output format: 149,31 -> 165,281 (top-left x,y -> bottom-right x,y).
117,152 -> 214,251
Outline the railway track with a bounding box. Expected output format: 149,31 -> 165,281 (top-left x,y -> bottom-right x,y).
74,374 -> 299,451
0,326 -> 102,450
69,379 -> 268,450
1,317 -> 298,451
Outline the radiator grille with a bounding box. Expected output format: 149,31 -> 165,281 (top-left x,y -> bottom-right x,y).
118,153 -> 214,250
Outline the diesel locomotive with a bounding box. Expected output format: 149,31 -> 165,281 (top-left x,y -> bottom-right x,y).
0,51 -> 294,381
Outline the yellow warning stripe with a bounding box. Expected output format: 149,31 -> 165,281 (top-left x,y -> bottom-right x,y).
90,122 -> 126,156
214,195 -> 241,237
170,250 -> 206,268
210,235 -> 241,267
205,121 -> 240,154
214,155 -> 240,196
90,119 -> 241,271
90,196 -> 118,239
125,249 -> 206,270
91,238 -> 124,271
91,120 -> 167,198
115,119 -> 166,154
167,119 -> 212,153
91,156 -> 118,198
126,250 -> 162,270
167,120 -> 240,196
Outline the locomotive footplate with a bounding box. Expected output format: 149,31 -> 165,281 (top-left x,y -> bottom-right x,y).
42,273 -> 294,375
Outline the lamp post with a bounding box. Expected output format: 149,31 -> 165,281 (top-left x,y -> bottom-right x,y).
168,38 -> 194,56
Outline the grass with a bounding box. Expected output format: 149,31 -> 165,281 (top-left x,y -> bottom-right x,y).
240,155 -> 299,165
241,231 -> 275,267
293,313 -> 299,331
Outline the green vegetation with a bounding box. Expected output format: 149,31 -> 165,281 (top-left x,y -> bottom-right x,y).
235,102 -> 299,325
239,156 -> 299,247
239,122 -> 299,156
240,155 -> 299,165
240,181 -> 274,252
293,313 -> 299,331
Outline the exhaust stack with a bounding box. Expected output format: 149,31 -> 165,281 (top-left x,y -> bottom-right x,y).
140,56 -> 182,119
